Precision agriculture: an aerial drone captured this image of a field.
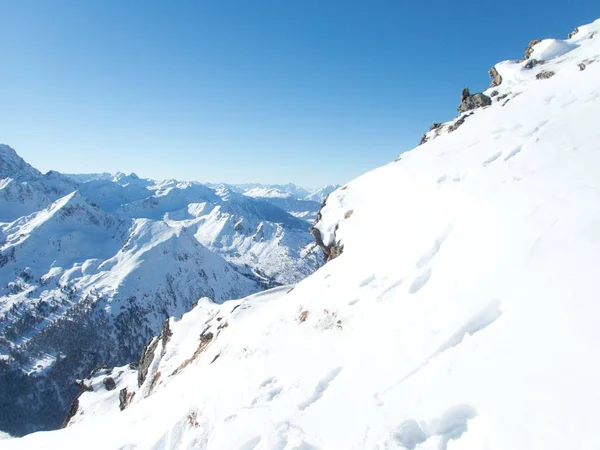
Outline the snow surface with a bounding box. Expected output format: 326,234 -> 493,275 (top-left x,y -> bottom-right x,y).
5,17 -> 600,450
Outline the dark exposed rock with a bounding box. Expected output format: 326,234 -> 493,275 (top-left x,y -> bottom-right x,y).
458,92 -> 492,113
489,67 -> 503,87
524,59 -> 539,69
568,27 -> 579,39
137,319 -> 173,387
490,90 -> 499,97
525,39 -> 542,59
200,331 -> 213,343
118,387 -> 135,411
448,112 -> 473,133
461,88 -> 470,102
74,379 -> 93,392
160,320 -> 172,356
311,195 -> 344,262
578,62 -> 587,71
137,338 -> 159,387
311,226 -> 343,263
420,123 -> 445,145
536,70 -> 555,80
102,377 -> 116,391
61,397 -> 79,428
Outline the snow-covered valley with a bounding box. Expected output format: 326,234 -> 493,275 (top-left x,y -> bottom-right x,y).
3,16 -> 600,450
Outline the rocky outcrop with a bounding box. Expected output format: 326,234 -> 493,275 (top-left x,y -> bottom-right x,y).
525,39 -> 542,59
568,27 -> 579,39
536,70 -> 555,80
419,123 -> 444,145
489,67 -> 502,87
311,195 -> 344,263
61,397 -> 79,429
448,112 -> 474,133
524,58 -> 540,69
119,388 -> 135,411
103,377 -> 116,391
458,92 -> 492,113
311,226 -> 343,263
461,88 -> 471,102
137,319 -> 172,387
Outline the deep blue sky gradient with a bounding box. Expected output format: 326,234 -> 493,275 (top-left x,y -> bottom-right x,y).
0,0 -> 597,187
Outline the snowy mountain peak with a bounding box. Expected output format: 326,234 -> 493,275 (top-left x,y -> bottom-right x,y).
112,171 -> 142,185
0,144 -> 42,180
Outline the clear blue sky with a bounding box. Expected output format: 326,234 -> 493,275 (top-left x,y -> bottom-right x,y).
0,1 -> 597,188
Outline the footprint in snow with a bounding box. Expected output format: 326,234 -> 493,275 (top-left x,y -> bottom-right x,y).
359,274 -> 376,287
251,377 -> 283,405
416,226 -> 452,269
298,367 -> 343,411
482,152 -> 502,167
409,267 -> 432,294
503,145 -> 523,162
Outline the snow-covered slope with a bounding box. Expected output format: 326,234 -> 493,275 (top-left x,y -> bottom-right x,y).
0,188 -> 259,435
6,19 -> 600,449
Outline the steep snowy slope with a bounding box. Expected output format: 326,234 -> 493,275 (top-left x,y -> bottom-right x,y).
0,190 -> 259,435
6,19 -> 600,450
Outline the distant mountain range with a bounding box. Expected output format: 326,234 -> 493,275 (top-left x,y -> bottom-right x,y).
0,144 -> 335,435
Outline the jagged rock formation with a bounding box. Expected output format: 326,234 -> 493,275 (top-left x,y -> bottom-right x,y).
525,39 -> 542,58
457,91 -> 492,113
489,66 -> 503,86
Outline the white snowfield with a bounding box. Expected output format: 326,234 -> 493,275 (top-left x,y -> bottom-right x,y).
5,18 -> 600,450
